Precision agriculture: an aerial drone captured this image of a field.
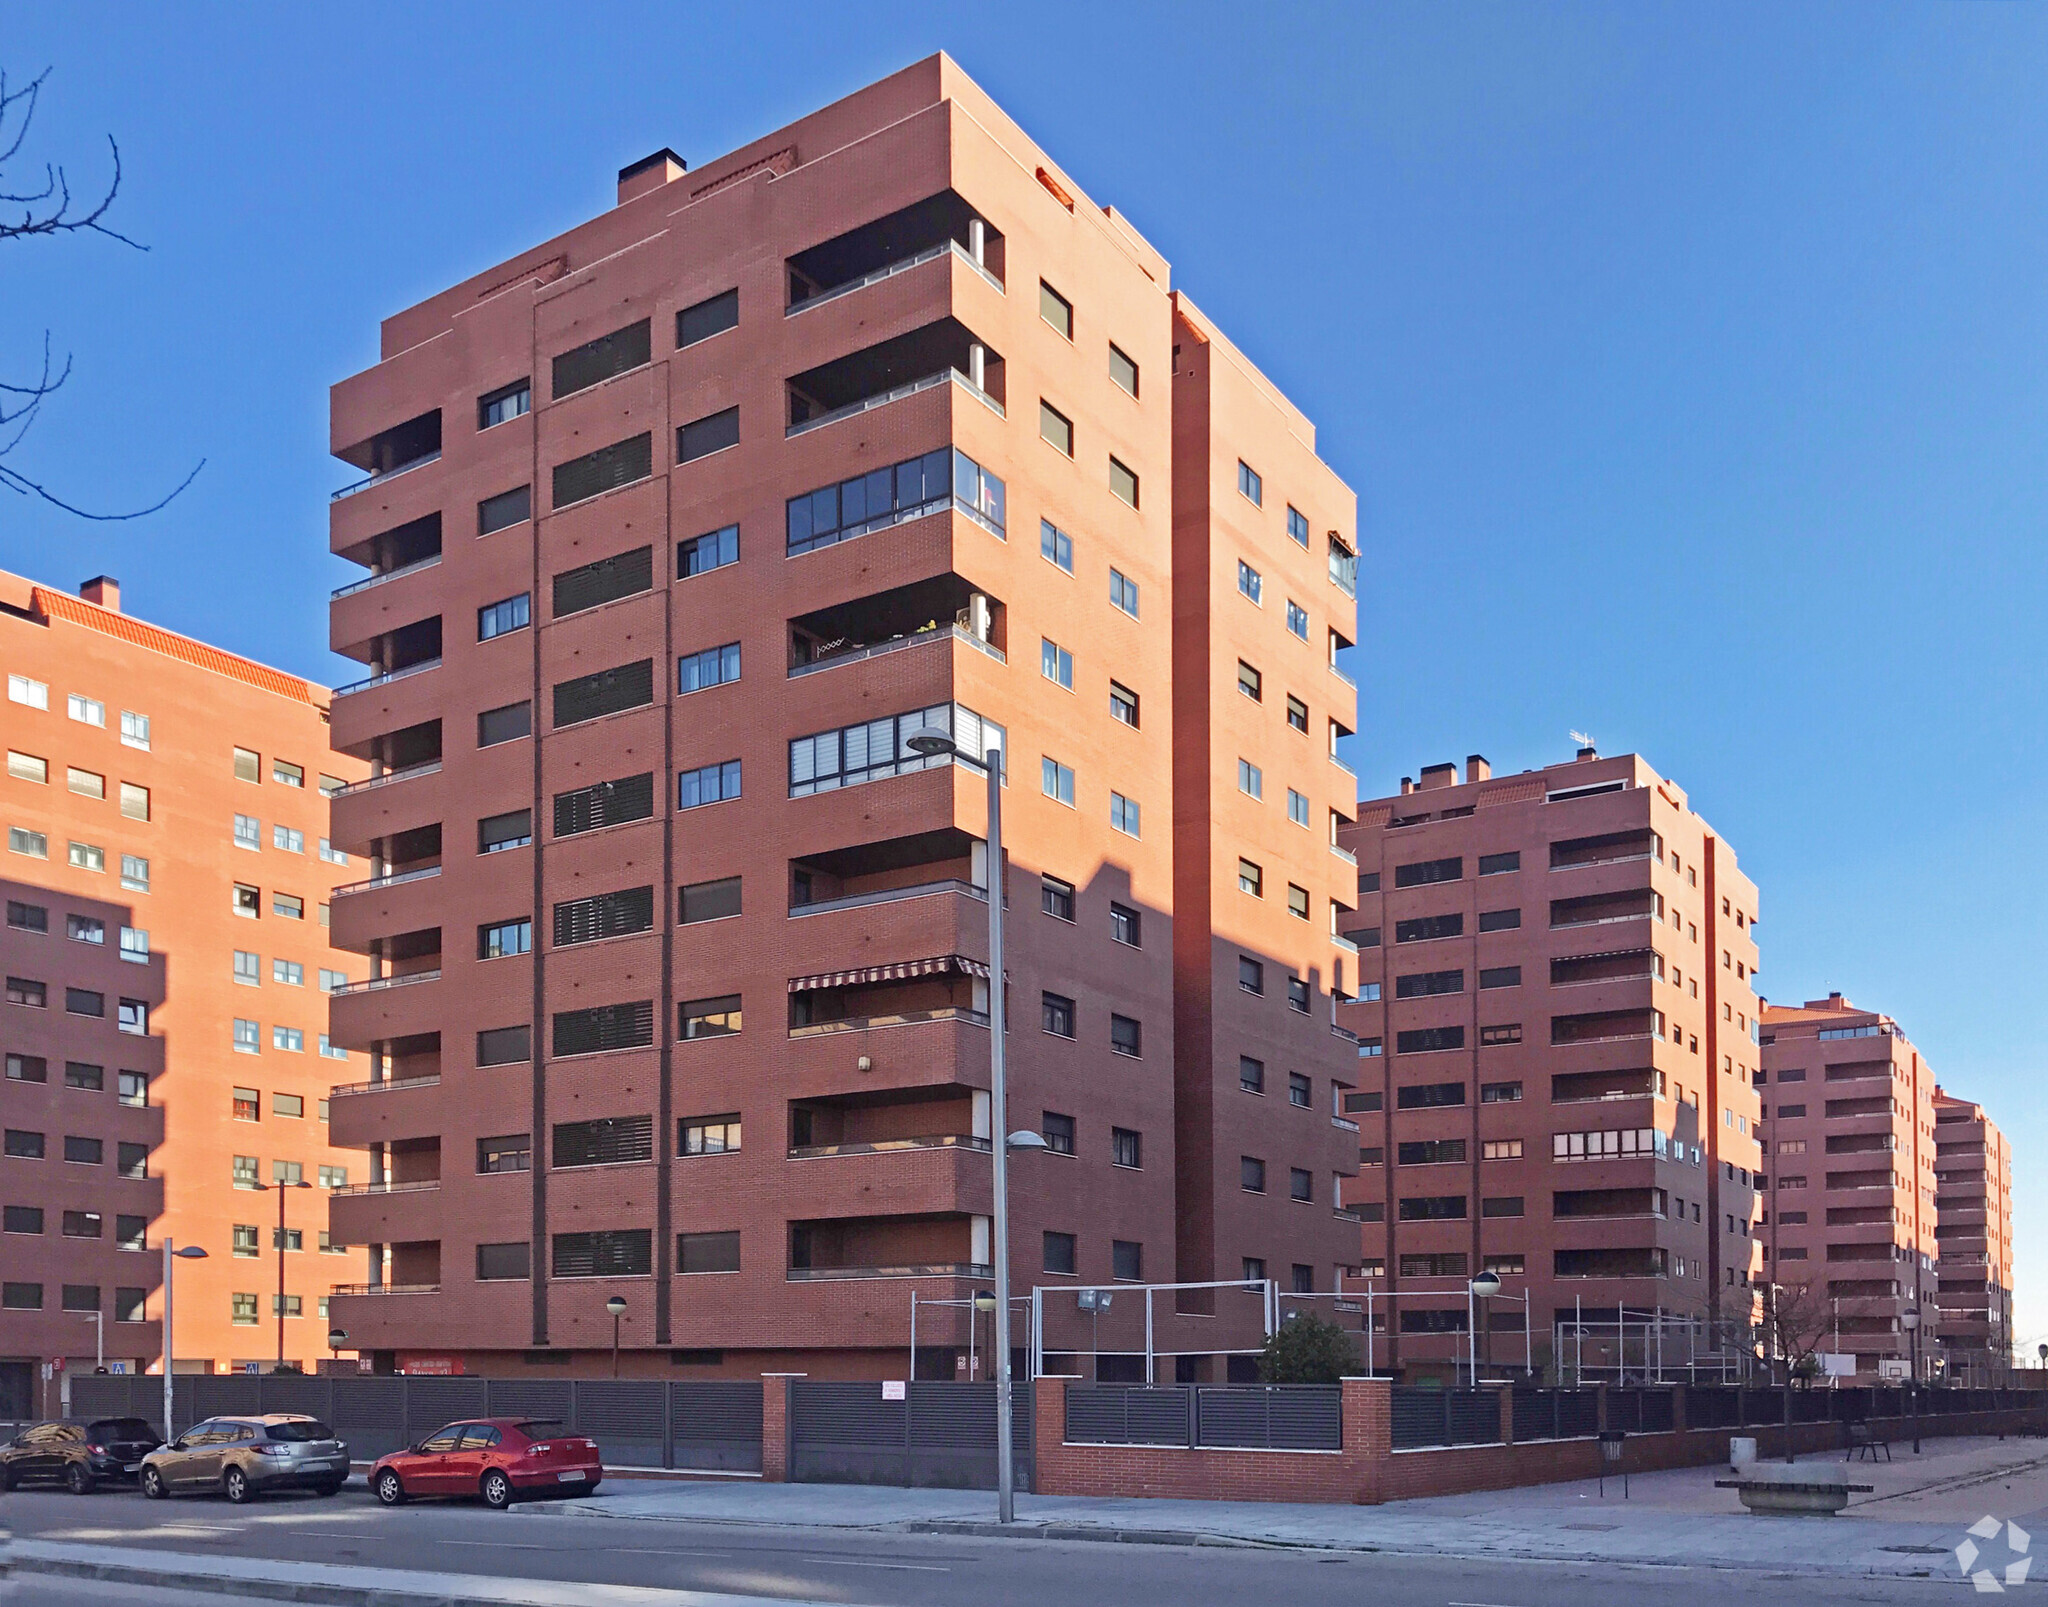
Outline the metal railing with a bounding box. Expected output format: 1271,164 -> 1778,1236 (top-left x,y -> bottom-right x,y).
331,552 -> 442,600
330,864 -> 441,899
329,969 -> 441,997
788,1134 -> 992,1160
327,1073 -> 442,1098
332,451 -> 440,502
1328,752 -> 1356,777
785,238 -> 1005,317
332,657 -> 441,699
789,878 -> 986,919
329,1179 -> 440,1197
328,1282 -> 440,1296
788,1262 -> 993,1282
790,624 -> 1006,679
788,1006 -> 989,1039
1329,843 -> 1358,867
786,368 -> 1005,440
329,760 -> 442,799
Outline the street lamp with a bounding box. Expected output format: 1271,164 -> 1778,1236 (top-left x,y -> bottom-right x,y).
1468,1271 -> 1502,1385
607,1296 -> 628,1378
905,723 -> 1022,1524
161,1242 -> 208,1440
327,1329 -> 348,1373
254,1179 -> 315,1371
1901,1306 -> 1922,1453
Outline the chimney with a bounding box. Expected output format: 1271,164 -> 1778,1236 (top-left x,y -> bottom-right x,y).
1576,744 -> 1599,762
80,576 -> 120,613
1399,777 -> 1415,796
1418,762 -> 1457,791
1465,753 -> 1491,784
617,148 -> 686,206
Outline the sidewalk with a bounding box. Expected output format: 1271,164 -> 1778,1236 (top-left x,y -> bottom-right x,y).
531,1433 -> 2048,1578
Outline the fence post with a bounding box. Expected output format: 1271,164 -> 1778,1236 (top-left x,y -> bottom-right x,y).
1594,1381 -> 1609,1433
1671,1382 -> 1688,1435
1498,1385 -> 1515,1445
1187,1384 -> 1198,1450
759,1373 -> 802,1482
663,1381 -> 674,1472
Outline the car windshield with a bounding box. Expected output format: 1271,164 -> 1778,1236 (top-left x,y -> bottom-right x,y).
89,1419 -> 157,1440
264,1420 -> 336,1442
513,1420 -> 565,1438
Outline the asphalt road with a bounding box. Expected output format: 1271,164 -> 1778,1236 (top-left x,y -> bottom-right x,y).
0,1484 -> 1973,1606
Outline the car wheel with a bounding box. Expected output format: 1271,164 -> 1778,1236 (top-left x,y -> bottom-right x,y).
223,1465 -> 252,1504
65,1462 -> 95,1495
480,1469 -> 513,1510
141,1466 -> 168,1500
315,1479 -> 345,1497
374,1469 -> 407,1506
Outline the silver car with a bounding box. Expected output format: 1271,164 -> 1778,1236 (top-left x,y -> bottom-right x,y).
140,1414 -> 350,1503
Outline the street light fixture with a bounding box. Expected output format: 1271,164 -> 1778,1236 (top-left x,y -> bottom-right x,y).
607,1296 -> 628,1378
1468,1271 -> 1502,1385
161,1242 -> 208,1440
905,723 -> 1025,1524
327,1329 -> 348,1372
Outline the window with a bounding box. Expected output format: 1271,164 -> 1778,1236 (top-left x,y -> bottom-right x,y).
1482,1139 -> 1524,1160
1286,599 -> 1308,640
677,406 -> 740,463
6,976 -> 45,1007
553,887 -> 653,947
1398,1195 -> 1468,1222
1109,456 -> 1139,507
1039,400 -> 1074,456
678,287 -> 739,348
65,986 -> 104,1016
1290,1072 -> 1312,1108
272,825 -> 303,854
1112,1127 -> 1141,1168
233,950 -> 261,987
1480,1024 -> 1523,1047
1242,1257 -> 1267,1287
273,760 -> 304,788
68,694 -> 105,727
1109,567 -> 1139,617
678,1231 -> 741,1275
1040,638 -> 1074,689
233,1222 -> 260,1256
480,918 -> 533,959
67,766 -> 104,798
1238,858 -> 1263,897
1328,534 -> 1359,596
475,1132 -> 533,1174
1043,1231 -> 1077,1275
480,809 -> 533,853
1396,856 -> 1463,889
68,841 -> 105,873
8,674 -> 48,708
1041,875 -> 1076,922
788,703 -> 1006,797
1285,694 -> 1308,733
231,1292 -> 259,1325
233,814 -> 260,851
1110,791 -> 1140,836
678,642 -> 742,695
1480,966 -> 1522,990
1108,681 -> 1139,727
1287,976 -> 1309,1012
1040,519 -> 1074,573
1109,343 -> 1138,396
478,484 -> 532,535
0,1282 -> 42,1310
1240,1056 -> 1266,1094
1042,1111 -> 1076,1154
1398,1025 -> 1466,1054
1112,1240 -> 1143,1281
1287,883 -> 1310,920
1041,992 -> 1076,1038
553,1114 -> 656,1169
1237,559 -> 1262,605
64,1135 -> 103,1165
1290,1167 -> 1314,1202
233,1086 -> 260,1121
1478,908 -> 1521,933
233,747 -> 261,783
678,759 -> 742,810
1237,460 -> 1264,506
5,1054 -> 44,1082
67,913 -> 104,945
478,593 -> 531,641
679,1114 -> 741,1156
272,893 -> 303,920
1478,851 -> 1520,876
1039,281 -> 1073,338
1397,1081 -> 1467,1111
678,995 -> 741,1040
1396,912 -> 1463,942
553,318 -> 652,398
120,854 -> 149,892
677,525 -> 743,585
1041,757 -> 1075,806
273,1093 -> 303,1120
120,782 -> 149,820
479,378 -> 531,428
233,1018 -> 259,1054
1239,955 -> 1265,995
4,900 -> 44,931
1109,1013 -> 1141,1057
1241,1156 -> 1267,1193
554,432 -> 654,509
678,877 -> 742,925
117,1142 -> 147,1178
788,447 -> 1002,555
1397,968 -> 1465,999
8,826 -> 47,859
1109,902 -> 1141,947
477,1025 -> 532,1066
116,1214 -> 146,1248
268,1159 -> 303,1187
474,1241 -> 532,1282
552,1229 -> 654,1279
268,958 -> 303,987
1287,789 -> 1310,828
1237,758 -> 1263,799
1287,506 -> 1310,548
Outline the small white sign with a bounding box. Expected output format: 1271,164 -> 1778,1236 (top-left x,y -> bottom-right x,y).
881,1379 -> 906,1401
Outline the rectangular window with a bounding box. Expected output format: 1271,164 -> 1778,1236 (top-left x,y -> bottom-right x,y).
1109,1013 -> 1141,1057
479,811 -> 535,857
1043,1231 -> 1077,1275
6,976 -> 46,1007
64,1135 -> 103,1164
1239,955 -> 1266,994
7,826 -> 47,859
1329,534 -> 1359,597
1110,791 -> 1140,836
67,913 -> 104,945
1480,966 -> 1522,990
6,900 -> 47,931
551,1230 -> 653,1279
1109,456 -> 1139,507
317,1164 -> 347,1188
1113,1240 -> 1143,1281
118,1142 -> 148,1178
1290,1167 -> 1314,1202
233,1017 -> 260,1054
64,1062 -> 101,1093
678,522 -> 740,577
477,1134 -> 532,1173
1287,883 -> 1310,919
480,917 -> 534,959
1287,506 -> 1310,547
1289,1072 -> 1312,1108
477,1025 -> 532,1066
272,893 -> 302,920
677,759 -> 742,810
1108,681 -> 1139,727
233,1084 -> 261,1122
553,432 -> 653,509
4,1130 -> 45,1159
234,1222 -> 260,1256
1398,1195 -> 1467,1222
1478,851 -> 1520,876
1238,758 -> 1263,799
477,593 -> 531,640
677,288 -> 739,348
554,659 -> 655,727
1237,460 -> 1263,505
1238,858 -> 1263,897
1397,1025 -> 1466,1054
678,876 -> 742,925
1109,343 -> 1139,396
233,746 -> 261,783
1109,902 -> 1141,947
120,781 -> 150,820
478,378 -> 531,429
273,760 -> 303,788
68,694 -> 105,727
272,958 -> 301,986
1286,694 -> 1308,733
1287,976 -> 1309,1012
789,446 -> 1003,556
116,1215 -> 146,1249
553,999 -> 656,1056
1395,912 -> 1463,942
678,995 -> 741,1040
1109,568 -> 1139,618
553,319 -> 652,399
1237,559 -> 1262,605
1395,856 -> 1463,888
1287,789 -> 1310,828
5,751 -> 45,783
1286,599 -> 1309,640
677,406 -> 740,464
1039,281 -> 1073,338
1111,1127 -> 1141,1168
1041,875 -> 1075,922
477,701 -> 532,748
8,674 -> 48,708
1241,1156 -> 1267,1193
679,1114 -> 741,1156
555,772 -> 655,837
66,766 -> 104,799
1397,969 -> 1464,999
68,841 -> 105,873
679,641 -> 742,694
678,1231 -> 741,1275
1039,400 -> 1074,456
1041,992 -> 1076,1038
234,813 -> 260,850
233,950 -> 260,985
272,824 -> 303,853
1041,757 -> 1075,806
1478,907 -> 1521,933
1480,1024 -> 1523,1047
553,545 -> 653,618
478,484 -> 532,534
476,1242 -> 531,1281
65,987 -> 104,1016
553,887 -> 653,947
1240,1056 -> 1266,1094
318,1035 -> 347,1061
120,710 -> 150,748
552,1114 -> 655,1169
789,702 -> 1004,796
273,1093 -> 303,1119
5,1054 -> 45,1082
1042,1111 -> 1076,1154
1039,518 -> 1074,573
1040,638 -> 1074,689
3,1283 -> 47,1311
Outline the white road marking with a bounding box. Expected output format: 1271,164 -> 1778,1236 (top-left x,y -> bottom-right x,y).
800,1557 -> 953,1572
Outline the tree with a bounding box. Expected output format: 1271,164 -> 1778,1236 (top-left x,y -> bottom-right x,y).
1,65 -> 200,517
1257,1314 -> 1361,1384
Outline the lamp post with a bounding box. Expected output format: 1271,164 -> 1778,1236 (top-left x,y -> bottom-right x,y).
972,1289 -> 997,1380
1468,1271 -> 1501,1385
160,1241 -> 208,1440
327,1328 -> 348,1373
905,724 -> 1029,1523
607,1296 -> 628,1378
259,1178 -> 315,1371
1901,1306 -> 1921,1453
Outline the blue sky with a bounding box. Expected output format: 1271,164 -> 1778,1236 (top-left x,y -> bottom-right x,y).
7,5 -> 2045,1345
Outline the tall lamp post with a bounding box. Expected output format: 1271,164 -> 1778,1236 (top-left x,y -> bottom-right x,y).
607,1296 -> 628,1378
905,724 -> 1046,1525
160,1241 -> 209,1440
258,1179 -> 315,1371
1467,1271 -> 1501,1384
1901,1306 -> 1921,1453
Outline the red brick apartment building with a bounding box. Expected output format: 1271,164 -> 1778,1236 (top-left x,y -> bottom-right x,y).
1336,750 -> 1764,1382
322,55 -> 1361,1378
1757,995 -> 1942,1378
0,573 -> 364,1414
1932,1087 -> 2013,1382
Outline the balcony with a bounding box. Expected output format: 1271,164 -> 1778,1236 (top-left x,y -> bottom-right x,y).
1551,1009 -> 1662,1046
1329,843 -> 1358,868
1551,890 -> 1658,930
330,969 -> 441,998
329,1178 -> 441,1198
328,1282 -> 441,1296
1552,1069 -> 1660,1104
332,410 -> 442,502
787,1263 -> 991,1283
1551,949 -> 1659,988
333,657 -> 441,700
330,759 -> 442,800
332,865 -> 442,900
329,1073 -> 442,1098
786,190 -> 1003,311
789,574 -> 1006,679
788,1206 -> 991,1284
1550,829 -> 1658,872
787,318 -> 1004,440
789,1134 -> 991,1159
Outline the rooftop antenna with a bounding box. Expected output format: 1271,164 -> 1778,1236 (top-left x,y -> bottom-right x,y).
1570,729 -> 1594,750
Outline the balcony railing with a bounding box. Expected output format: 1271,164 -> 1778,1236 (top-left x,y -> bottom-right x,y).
786,367 -> 1004,440
1331,1115 -> 1359,1134
1329,843 -> 1358,868
329,760 -> 443,800
787,1262 -> 993,1283
1330,1022 -> 1360,1045
790,623 -> 1006,680
789,1006 -> 989,1039
332,450 -> 441,502
329,1282 -> 441,1296
1550,911 -> 1654,931
790,879 -> 986,919
788,1134 -> 992,1160
1328,660 -> 1356,689
1332,933 -> 1359,956
331,553 -> 443,600
329,969 -> 442,998
786,238 -> 1005,318
332,658 -> 442,699
1328,752 -> 1357,778
328,1073 -> 442,1099
330,1178 -> 441,1197
1551,851 -> 1656,873
331,865 -> 442,899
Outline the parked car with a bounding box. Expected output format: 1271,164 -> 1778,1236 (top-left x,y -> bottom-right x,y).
371,1418 -> 602,1509
139,1414 -> 350,1502
0,1417 -> 163,1493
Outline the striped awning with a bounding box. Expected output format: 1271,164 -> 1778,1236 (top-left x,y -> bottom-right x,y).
788,954 -> 989,993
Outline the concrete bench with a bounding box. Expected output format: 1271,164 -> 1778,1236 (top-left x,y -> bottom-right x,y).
1716,1463 -> 1874,1515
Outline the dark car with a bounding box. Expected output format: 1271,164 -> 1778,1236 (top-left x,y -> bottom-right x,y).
370,1419 -> 602,1510
139,1414 -> 350,1502
0,1417 -> 163,1493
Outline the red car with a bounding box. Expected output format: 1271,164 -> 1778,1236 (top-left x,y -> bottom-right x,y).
370,1418 -> 602,1509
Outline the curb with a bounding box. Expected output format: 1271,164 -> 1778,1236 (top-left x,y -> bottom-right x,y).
14,1552 -> 450,1607
907,1519 -> 1272,1548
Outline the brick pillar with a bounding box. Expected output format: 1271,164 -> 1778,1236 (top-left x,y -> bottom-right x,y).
759,1372 -> 803,1482
1033,1376 -> 1066,1493
1672,1382 -> 1689,1434
1497,1384 -> 1516,1445
1594,1381 -> 1609,1432
1345,1376 -> 1393,1504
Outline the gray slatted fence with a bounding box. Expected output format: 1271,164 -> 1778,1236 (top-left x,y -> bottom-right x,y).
787,1381 -> 1031,1490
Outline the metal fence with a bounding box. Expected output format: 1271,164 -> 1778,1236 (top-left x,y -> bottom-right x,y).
1064,1384 -> 1342,1450
1510,1387 -> 1600,1442
67,1374 -> 761,1472
1392,1387 -> 1506,1448
787,1381 -> 1032,1490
